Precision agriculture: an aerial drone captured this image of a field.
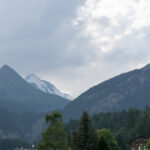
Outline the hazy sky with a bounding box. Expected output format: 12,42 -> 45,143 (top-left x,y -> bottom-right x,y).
0,0 -> 150,97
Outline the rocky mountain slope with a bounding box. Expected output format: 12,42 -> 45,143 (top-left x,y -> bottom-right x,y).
63,64 -> 150,121
25,74 -> 72,100
0,65 -> 70,113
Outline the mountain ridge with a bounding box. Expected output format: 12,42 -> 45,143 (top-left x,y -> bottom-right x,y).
25,74 -> 73,100
63,64 -> 150,121
0,65 -> 70,113
0,65 -> 70,141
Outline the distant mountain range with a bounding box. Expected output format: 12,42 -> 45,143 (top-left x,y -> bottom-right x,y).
0,65 -> 70,141
2,64 -> 150,141
25,74 -> 73,100
0,65 -> 70,113
63,64 -> 150,121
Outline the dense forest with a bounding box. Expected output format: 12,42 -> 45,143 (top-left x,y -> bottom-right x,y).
2,106 -> 150,150
65,106 -> 150,150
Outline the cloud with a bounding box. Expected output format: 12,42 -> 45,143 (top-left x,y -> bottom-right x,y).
0,0 -> 150,97
0,0 -> 84,69
74,0 -> 150,54
68,0 -> 150,95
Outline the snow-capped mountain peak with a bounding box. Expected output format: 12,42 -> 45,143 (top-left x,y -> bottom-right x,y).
25,74 -> 73,100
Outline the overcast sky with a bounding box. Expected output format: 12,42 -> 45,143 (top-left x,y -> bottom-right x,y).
0,0 -> 150,97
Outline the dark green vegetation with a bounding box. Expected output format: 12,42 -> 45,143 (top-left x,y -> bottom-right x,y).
0,139 -> 30,150
63,64 -> 150,121
96,129 -> 120,150
38,111 -> 68,150
71,111 -> 97,150
96,136 -> 110,150
38,111 -> 119,150
65,106 -> 150,150
146,139 -> 150,150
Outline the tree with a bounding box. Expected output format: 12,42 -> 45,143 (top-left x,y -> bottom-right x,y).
97,129 -> 120,150
96,136 -> 110,150
146,139 -> 150,150
71,131 -> 79,150
72,111 -> 97,150
115,127 -> 128,150
38,111 -> 68,150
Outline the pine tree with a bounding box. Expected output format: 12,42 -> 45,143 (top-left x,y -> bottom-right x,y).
72,111 -> 97,150
71,131 -> 79,150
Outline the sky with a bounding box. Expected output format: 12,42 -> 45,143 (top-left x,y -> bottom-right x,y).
0,0 -> 150,97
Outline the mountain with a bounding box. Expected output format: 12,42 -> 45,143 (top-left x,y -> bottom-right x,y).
63,64 -> 150,121
0,65 -> 70,141
0,105 -> 44,142
0,65 -> 70,113
25,74 -> 73,100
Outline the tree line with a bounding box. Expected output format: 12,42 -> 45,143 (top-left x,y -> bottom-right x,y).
37,106 -> 150,150
38,111 -> 120,150
66,106 -> 150,150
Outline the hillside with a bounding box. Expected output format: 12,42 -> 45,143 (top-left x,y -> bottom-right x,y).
0,65 -> 70,113
0,105 -> 44,141
0,65 -> 71,141
63,64 -> 150,121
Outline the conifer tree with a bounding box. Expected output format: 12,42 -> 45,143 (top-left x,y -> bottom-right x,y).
71,131 -> 79,150
72,111 -> 96,150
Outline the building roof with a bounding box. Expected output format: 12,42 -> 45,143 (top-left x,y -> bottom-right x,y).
129,136 -> 148,143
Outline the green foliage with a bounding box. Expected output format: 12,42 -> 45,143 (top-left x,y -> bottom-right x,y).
115,127 -> 128,150
66,107 -> 150,150
97,129 -> 120,150
38,111 -> 68,150
96,136 -> 110,150
71,131 -> 79,150
146,139 -> 150,150
71,111 -> 97,150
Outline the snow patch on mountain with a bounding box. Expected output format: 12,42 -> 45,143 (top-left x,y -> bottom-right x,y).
25,74 -> 73,100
